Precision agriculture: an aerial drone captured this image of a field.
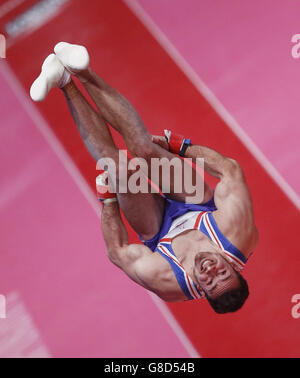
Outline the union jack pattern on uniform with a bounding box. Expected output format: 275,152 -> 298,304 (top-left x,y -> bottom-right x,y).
154,210 -> 248,301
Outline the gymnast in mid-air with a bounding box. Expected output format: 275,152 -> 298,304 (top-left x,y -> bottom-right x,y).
30,42 -> 258,313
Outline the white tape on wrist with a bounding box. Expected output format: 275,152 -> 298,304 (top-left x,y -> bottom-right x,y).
103,197 -> 118,204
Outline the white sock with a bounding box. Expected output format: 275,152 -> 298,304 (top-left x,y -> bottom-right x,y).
30,54 -> 71,102
54,42 -> 90,74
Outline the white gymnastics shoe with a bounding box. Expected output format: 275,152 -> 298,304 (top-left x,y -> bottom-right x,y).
30,54 -> 71,102
54,42 -> 90,74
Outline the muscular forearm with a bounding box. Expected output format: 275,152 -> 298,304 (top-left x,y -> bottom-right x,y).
185,144 -> 235,179
101,201 -> 129,263
152,133 -> 235,179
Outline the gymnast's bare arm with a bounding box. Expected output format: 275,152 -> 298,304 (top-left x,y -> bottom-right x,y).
152,135 -> 258,254
101,200 -> 157,289
184,144 -> 258,255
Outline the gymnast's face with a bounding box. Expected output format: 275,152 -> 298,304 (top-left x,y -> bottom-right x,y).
193,252 -> 240,299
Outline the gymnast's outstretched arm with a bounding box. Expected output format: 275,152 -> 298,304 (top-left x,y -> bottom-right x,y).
184,143 -> 258,253
101,201 -> 154,286
152,135 -> 258,254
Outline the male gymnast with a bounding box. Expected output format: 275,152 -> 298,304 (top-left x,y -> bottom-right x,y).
30,42 -> 258,313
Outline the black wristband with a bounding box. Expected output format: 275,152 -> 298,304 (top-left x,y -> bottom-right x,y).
179,139 -> 191,157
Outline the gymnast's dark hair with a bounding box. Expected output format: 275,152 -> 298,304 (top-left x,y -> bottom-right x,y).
205,271 -> 249,314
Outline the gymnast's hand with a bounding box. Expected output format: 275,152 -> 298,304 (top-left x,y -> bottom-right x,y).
152,130 -> 191,157
151,135 -> 169,150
